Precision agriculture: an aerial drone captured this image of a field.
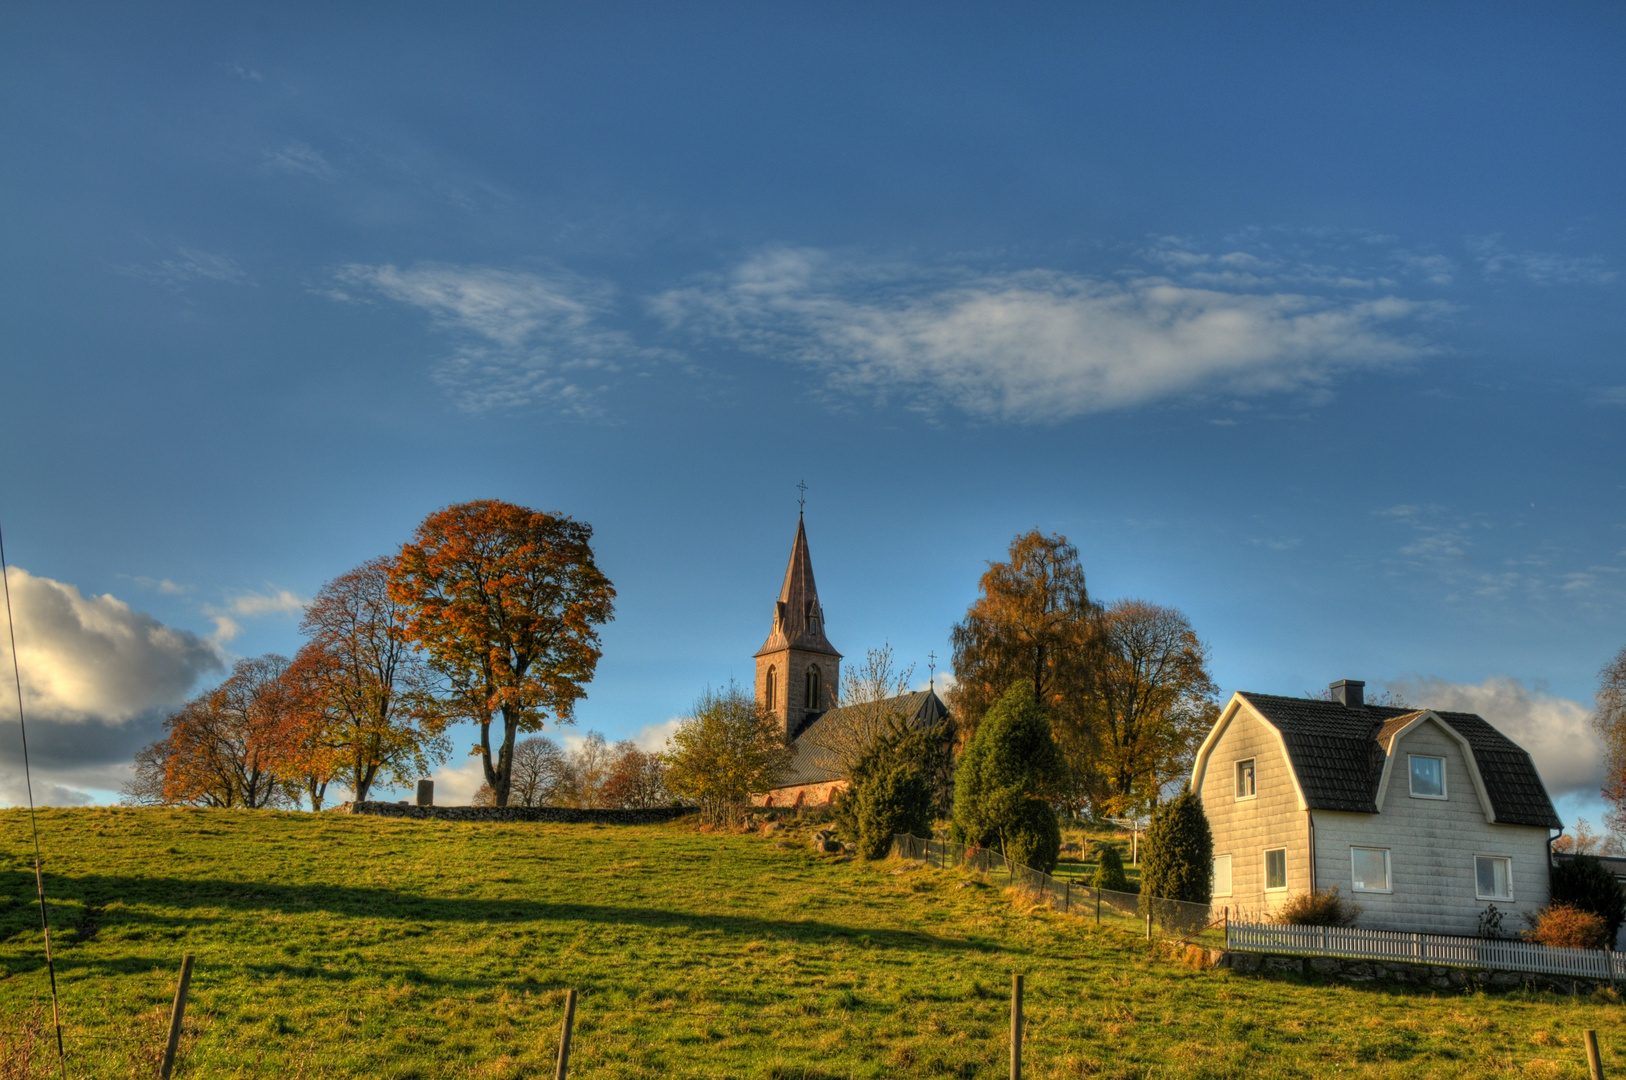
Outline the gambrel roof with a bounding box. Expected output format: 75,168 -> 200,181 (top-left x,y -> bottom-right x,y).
1194,692 -> 1560,829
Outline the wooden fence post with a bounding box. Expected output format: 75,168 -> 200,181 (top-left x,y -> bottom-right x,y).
1145,911 -> 1152,942
159,954 -> 195,1080
1009,973 -> 1023,1080
554,988 -> 578,1080
1095,888 -> 1101,925
1585,1029 -> 1603,1080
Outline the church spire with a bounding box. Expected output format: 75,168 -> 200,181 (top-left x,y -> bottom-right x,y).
755,513 -> 840,659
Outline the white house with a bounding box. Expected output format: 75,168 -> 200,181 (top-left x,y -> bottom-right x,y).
1191,680 -> 1561,936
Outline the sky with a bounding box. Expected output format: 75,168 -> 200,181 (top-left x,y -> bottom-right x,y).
0,3 -> 1622,824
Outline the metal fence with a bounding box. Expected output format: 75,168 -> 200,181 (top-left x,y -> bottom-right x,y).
891,833 -> 1222,943
1227,921 -> 1626,981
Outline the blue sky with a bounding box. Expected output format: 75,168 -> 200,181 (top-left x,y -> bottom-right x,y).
1,4 -> 1622,823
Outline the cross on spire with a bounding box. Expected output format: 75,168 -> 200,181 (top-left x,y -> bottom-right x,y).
927,650 -> 937,692
796,479 -> 807,514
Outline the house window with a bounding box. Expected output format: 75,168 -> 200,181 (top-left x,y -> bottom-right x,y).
1235,759 -> 1256,799
806,665 -> 822,711
1264,848 -> 1287,891
1350,847 -> 1391,893
1409,755 -> 1446,799
1213,854 -> 1233,897
1475,856 -> 1513,901
765,666 -> 777,711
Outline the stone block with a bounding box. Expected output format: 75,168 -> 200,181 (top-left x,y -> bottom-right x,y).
1309,958 -> 1342,975
1264,956 -> 1303,974
1228,952 -> 1260,973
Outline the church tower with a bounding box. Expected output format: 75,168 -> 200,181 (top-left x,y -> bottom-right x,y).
754,513 -> 842,739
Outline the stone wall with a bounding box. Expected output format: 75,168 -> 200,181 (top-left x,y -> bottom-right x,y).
333,802 -> 695,824
1171,942 -> 1614,994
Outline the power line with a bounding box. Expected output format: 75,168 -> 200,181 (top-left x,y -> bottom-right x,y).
0,521 -> 68,1078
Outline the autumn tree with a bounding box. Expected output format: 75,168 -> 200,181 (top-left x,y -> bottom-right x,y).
390,501 -> 616,806
568,731 -> 616,807
601,740 -> 672,808
949,531 -> 1099,808
136,655 -> 297,808
1088,600 -> 1218,816
509,736 -> 574,807
664,684 -> 792,825
289,557 -> 449,805
1598,644 -> 1626,846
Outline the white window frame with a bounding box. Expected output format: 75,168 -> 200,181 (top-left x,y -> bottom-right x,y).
1263,847 -> 1287,892
1234,758 -> 1257,801
1474,855 -> 1514,902
1349,846 -> 1392,894
1213,854 -> 1233,898
1407,754 -> 1448,800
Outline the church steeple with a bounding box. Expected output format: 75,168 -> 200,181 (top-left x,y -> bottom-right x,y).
754,512 -> 842,736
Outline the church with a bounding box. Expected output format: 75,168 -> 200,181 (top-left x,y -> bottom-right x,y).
751,512 -> 949,807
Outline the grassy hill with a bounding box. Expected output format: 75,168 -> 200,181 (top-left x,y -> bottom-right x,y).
0,809 -> 1618,1079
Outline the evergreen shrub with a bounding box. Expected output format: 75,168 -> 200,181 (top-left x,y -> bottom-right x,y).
1092,844 -> 1129,892
950,681 -> 1065,873
1549,855 -> 1626,944
1139,787 -> 1213,903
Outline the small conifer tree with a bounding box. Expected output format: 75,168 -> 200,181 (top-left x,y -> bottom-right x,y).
951,681 -> 1064,872
1550,854 -> 1626,943
1139,786 -> 1213,903
1092,843 -> 1129,891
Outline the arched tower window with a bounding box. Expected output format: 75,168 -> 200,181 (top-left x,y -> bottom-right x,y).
765,666 -> 777,711
806,665 -> 822,712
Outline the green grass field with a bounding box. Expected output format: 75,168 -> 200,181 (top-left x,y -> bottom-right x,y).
0,809 -> 1619,1079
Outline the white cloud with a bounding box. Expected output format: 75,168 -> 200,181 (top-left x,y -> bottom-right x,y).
655,249 -> 1440,422
333,262 -> 646,414
1467,235 -> 1617,286
266,141 -> 338,181
633,717 -> 682,752
225,588 -> 306,618
1387,675 -> 1601,800
0,567 -> 223,724
425,755 -> 489,806
1594,386 -> 1626,406
123,575 -> 190,595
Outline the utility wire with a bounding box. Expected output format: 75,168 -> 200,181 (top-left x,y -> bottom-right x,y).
0,521 -> 68,1078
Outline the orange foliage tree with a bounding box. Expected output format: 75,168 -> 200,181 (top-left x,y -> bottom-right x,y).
288,557 -> 448,806
949,531 -> 1100,807
390,501 -> 615,806
154,655 -> 296,808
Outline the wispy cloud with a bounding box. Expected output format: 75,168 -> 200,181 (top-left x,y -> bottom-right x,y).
199,587 -> 307,643
655,248 -> 1441,422
266,141 -> 338,182
122,575 -> 190,595
118,247 -> 250,290
1593,386 -> 1626,406
333,262 -> 650,414
1467,235 -> 1617,286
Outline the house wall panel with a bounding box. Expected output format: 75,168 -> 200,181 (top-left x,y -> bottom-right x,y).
1196,704 -> 1310,919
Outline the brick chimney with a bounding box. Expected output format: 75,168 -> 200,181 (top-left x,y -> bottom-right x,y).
1329,679 -> 1365,707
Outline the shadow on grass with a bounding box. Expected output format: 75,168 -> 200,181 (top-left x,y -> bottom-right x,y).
0,869 -> 998,979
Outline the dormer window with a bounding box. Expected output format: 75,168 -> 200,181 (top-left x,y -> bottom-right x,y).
1234,759 -> 1256,799
1408,755 -> 1446,799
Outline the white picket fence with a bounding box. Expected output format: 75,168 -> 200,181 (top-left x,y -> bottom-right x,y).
1227,921 -> 1626,981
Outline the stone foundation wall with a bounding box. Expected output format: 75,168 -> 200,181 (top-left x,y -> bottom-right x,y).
333,802 -> 695,824
1177,942 -> 1614,994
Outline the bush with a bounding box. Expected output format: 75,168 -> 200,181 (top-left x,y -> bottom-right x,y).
1139,787 -> 1213,903
1525,903 -> 1610,950
951,681 -> 1064,871
1002,799 -> 1061,873
1550,855 -> 1626,944
1273,887 -> 1360,927
852,761 -> 934,860
1092,844 -> 1129,892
